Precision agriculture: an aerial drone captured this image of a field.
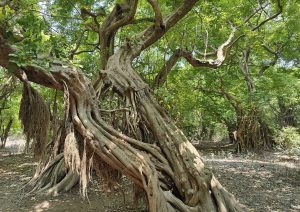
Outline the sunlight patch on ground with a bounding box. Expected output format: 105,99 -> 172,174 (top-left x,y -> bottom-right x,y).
31,201 -> 50,212
205,157 -> 299,169
2,136 -> 26,154
0,170 -> 19,175
18,162 -> 38,168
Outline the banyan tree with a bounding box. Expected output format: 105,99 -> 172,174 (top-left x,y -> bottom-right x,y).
0,0 -> 283,211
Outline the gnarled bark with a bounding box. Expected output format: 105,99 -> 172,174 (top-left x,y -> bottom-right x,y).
37,48 -> 241,211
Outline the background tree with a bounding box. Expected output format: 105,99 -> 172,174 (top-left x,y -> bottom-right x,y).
0,69 -> 17,148
150,0 -> 300,151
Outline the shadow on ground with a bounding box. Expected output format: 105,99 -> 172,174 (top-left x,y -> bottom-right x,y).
0,138 -> 299,212
202,152 -> 300,212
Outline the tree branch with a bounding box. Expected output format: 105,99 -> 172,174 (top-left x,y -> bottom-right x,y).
239,48 -> 254,92
218,79 -> 242,114
259,44 -> 279,75
129,17 -> 155,25
96,0 -> 139,70
105,0 -> 139,35
197,82 -> 242,115
99,108 -> 131,113
187,28 -> 240,68
0,34 -> 64,89
30,9 -> 82,21
241,2 -> 269,27
80,7 -> 104,32
154,49 -> 182,87
71,47 -> 98,57
0,76 -> 15,101
154,27 -> 242,87
134,0 -> 199,57
80,7 -> 106,19
69,30 -> 88,59
146,0 -> 163,28
252,0 -> 282,31
0,33 -> 13,68
262,44 -> 278,55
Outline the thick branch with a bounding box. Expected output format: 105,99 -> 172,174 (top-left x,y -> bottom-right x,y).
239,48 -> 254,92
0,34 -> 13,68
154,28 -> 241,87
147,0 -> 163,28
99,108 -> 130,113
154,49 -> 182,87
0,35 -> 66,90
105,0 -> 138,35
97,1 -> 138,70
189,28 -> 244,68
135,0 -> 199,56
80,7 -> 106,19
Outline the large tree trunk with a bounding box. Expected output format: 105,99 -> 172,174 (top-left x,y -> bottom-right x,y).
1,32 -> 241,210
42,48 -> 240,211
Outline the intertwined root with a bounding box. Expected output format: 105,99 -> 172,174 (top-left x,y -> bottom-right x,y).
28,154 -> 79,196
22,56 -> 242,211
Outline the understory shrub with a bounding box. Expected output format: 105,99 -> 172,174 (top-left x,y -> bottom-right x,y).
274,127 -> 300,155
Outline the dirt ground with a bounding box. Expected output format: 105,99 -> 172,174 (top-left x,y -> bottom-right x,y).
0,138 -> 299,212
202,151 -> 300,212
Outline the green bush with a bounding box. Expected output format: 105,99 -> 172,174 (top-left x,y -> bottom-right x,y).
274,127 -> 300,155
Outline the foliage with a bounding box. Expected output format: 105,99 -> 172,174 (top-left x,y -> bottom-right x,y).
274,127 -> 300,155
0,0 -> 299,146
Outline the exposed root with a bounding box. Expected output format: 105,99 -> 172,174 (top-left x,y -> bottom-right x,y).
210,175 -> 242,212
28,153 -> 79,196
19,51 -> 243,211
47,170 -> 79,196
64,126 -> 81,173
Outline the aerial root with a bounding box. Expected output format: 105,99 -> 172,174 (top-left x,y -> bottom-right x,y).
19,81 -> 50,158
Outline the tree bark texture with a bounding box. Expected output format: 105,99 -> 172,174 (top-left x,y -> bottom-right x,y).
37,48 -> 240,211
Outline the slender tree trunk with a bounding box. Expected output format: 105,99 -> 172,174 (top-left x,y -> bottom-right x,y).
278,98 -> 297,127
0,117 -> 13,148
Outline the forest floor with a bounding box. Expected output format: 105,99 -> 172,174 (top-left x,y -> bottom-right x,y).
0,137 -> 299,212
